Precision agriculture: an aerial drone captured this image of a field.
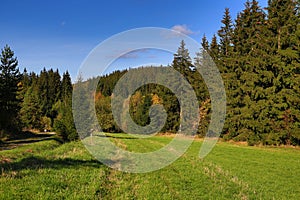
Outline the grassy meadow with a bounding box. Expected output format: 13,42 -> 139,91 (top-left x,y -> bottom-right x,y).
0,134 -> 299,199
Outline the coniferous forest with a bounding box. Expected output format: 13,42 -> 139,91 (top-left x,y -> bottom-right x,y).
0,0 -> 299,146
0,45 -> 76,142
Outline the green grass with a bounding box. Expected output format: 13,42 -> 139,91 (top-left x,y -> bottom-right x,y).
0,134 -> 300,199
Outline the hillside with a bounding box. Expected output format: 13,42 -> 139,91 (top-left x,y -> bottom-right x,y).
1,134 -> 300,199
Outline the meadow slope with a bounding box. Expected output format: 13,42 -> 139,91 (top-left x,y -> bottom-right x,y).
0,134 -> 299,199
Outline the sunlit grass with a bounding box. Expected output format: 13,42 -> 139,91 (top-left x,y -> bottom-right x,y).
0,134 -> 299,199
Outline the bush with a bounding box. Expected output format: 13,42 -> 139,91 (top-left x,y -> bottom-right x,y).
53,119 -> 78,142
233,132 -> 248,142
53,120 -> 68,141
262,133 -> 281,146
66,127 -> 78,141
291,136 -> 300,146
41,116 -> 52,131
247,133 -> 261,146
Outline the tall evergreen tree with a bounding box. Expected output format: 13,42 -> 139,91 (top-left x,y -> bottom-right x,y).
19,68 -> 30,99
172,40 -> 194,133
38,68 -> 50,116
209,34 -> 220,62
48,69 -> 62,121
264,0 -> 300,145
72,74 -> 96,139
225,0 -> 268,143
173,40 -> 193,74
0,45 -> 21,133
201,34 -> 209,51
61,71 -> 72,101
54,71 -> 77,141
218,8 -> 234,58
20,86 -> 43,130
217,8 -> 234,74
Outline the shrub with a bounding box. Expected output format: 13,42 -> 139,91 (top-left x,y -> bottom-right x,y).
53,119 -> 68,142
247,133 -> 261,146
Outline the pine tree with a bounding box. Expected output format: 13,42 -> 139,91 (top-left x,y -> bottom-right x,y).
172,40 -> 194,133
225,0 -> 268,143
0,45 -> 21,132
61,71 -> 72,101
265,0 -> 300,145
38,68 -> 49,116
233,0 -> 266,57
218,8 -> 234,57
54,71 -> 77,141
218,8 -> 234,74
19,68 -> 30,100
20,86 -> 43,130
201,34 -> 209,51
209,34 -> 220,62
72,74 -> 96,139
48,69 -> 62,122
173,40 -> 193,75
194,45 -> 212,135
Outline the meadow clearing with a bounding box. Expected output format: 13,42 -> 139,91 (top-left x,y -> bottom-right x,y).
0,133 -> 299,199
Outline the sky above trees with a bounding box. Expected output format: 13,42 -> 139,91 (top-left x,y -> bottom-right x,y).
0,0 -> 268,80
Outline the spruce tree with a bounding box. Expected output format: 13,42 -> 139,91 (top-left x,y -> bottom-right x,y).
72,74 -> 96,139
0,45 -> 21,132
54,71 -> 77,141
265,0 -> 300,145
209,34 -> 220,62
218,8 -> 234,58
48,69 -> 62,122
172,40 -> 195,133
173,40 -> 193,76
218,8 -> 234,74
201,34 -> 209,51
225,0 -> 268,143
61,71 -> 72,101
38,68 -> 49,116
20,86 -> 43,130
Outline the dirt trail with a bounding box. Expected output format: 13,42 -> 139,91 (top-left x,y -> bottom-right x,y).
0,132 -> 56,151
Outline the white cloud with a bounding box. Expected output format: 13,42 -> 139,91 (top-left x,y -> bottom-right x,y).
105,48 -> 152,59
171,25 -> 194,35
119,51 -> 139,59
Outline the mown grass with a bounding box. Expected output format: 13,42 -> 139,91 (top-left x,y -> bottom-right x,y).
0,134 -> 299,199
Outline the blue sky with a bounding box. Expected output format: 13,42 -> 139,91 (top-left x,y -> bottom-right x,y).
0,0 -> 267,81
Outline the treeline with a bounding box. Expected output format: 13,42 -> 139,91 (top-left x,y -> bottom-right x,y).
1,0 -> 299,146
94,41 -> 211,136
0,45 -> 76,141
210,0 -> 300,145
20,68 -> 77,141
95,0 -> 300,145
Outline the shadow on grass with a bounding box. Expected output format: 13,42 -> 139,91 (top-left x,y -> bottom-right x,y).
8,131 -> 55,140
5,137 -> 63,145
1,156 -> 102,172
95,134 -> 140,140
0,132 -> 63,151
